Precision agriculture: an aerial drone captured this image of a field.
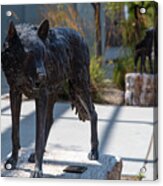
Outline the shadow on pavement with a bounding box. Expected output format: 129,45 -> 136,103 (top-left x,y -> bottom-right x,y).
99,106 -> 121,153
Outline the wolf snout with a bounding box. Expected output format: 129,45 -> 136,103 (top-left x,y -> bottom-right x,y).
35,67 -> 47,87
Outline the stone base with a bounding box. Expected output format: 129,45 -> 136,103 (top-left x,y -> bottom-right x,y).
1,148 -> 122,180
125,73 -> 157,106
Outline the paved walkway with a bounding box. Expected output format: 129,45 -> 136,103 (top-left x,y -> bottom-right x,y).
1,95 -> 158,180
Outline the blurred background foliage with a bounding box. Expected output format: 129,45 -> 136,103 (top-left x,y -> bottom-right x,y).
41,1 -> 157,103
105,1 -> 157,49
42,4 -> 85,35
105,1 -> 157,90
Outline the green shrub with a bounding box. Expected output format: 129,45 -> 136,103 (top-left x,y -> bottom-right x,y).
90,57 -> 106,88
113,57 -> 134,90
90,56 -> 107,102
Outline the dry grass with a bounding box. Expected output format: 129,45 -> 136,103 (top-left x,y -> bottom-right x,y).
102,87 -> 124,105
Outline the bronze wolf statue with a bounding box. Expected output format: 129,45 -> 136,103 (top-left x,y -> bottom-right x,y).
134,28 -> 155,74
1,20 -> 98,177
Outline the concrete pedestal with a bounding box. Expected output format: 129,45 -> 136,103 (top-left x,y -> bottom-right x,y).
1,148 -> 122,180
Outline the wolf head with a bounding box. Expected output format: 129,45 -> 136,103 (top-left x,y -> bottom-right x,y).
1,20 -> 49,89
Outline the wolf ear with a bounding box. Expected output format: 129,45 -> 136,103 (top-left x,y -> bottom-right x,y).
38,19 -> 49,40
8,21 -> 17,39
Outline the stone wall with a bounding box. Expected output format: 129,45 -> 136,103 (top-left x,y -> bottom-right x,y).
125,73 -> 157,106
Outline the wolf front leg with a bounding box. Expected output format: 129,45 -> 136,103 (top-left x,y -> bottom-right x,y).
28,94 -> 55,163
31,88 -> 48,178
4,89 -> 22,170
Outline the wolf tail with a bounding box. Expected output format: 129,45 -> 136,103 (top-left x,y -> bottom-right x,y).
69,80 -> 89,122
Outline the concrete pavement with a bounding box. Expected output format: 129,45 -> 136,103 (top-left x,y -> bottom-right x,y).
1,95 -> 158,180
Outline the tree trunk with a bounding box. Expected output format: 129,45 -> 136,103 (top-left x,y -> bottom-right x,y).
92,3 -> 102,58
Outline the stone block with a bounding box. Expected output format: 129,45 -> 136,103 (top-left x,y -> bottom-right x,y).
125,73 -> 157,106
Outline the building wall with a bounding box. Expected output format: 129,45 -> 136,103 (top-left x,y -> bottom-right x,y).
1,5 -> 43,44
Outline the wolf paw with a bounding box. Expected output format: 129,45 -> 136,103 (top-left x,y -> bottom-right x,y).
88,149 -> 99,160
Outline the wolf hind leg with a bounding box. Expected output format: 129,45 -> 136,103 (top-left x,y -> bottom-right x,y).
76,92 -> 99,160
